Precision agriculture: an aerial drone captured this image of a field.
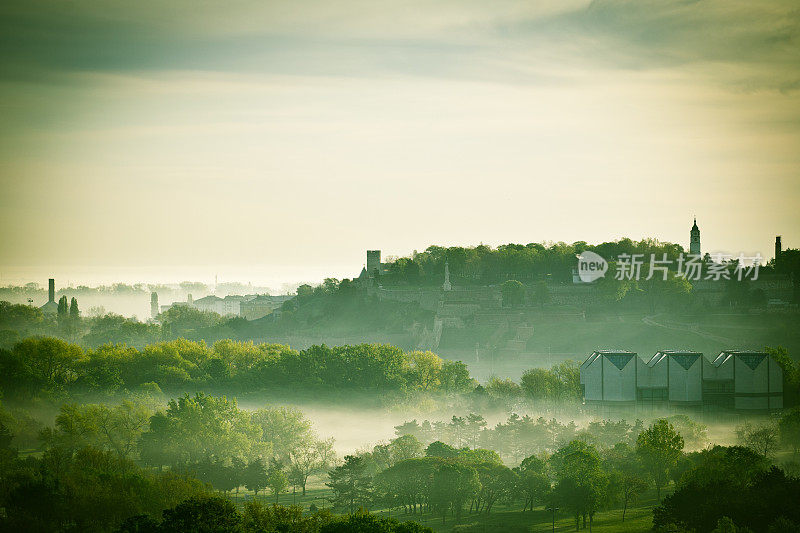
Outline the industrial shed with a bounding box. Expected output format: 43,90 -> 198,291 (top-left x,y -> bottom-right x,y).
580,348 -> 783,413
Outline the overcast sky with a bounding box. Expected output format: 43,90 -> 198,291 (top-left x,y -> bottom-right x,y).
1,0 -> 798,287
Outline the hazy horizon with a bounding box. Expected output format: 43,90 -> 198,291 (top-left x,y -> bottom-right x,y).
2,0 -> 799,286
0,227 -> 787,289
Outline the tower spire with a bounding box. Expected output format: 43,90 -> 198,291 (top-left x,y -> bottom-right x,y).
690,217 -> 701,255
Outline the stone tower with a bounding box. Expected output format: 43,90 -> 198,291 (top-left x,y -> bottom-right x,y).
690,218 -> 701,256
775,236 -> 782,266
367,250 -> 381,278
443,260 -> 452,291
150,292 -> 159,319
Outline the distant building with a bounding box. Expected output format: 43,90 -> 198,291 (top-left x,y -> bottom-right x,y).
443,260 -> 452,291
703,351 -> 783,411
239,294 -> 274,321
160,293 -> 193,314
775,235 -> 782,266
690,218 -> 701,255
363,250 -> 391,279
194,294 -> 244,316
579,350 -> 638,407
150,292 -> 159,319
580,348 -> 783,413
40,278 -> 58,315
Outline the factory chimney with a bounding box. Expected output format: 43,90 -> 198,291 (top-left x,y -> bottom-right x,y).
150,292 -> 159,319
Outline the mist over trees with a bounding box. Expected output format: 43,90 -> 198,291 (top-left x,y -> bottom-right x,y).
1,243 -> 799,532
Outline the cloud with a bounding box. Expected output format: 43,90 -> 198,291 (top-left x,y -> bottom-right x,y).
2,0 -> 795,90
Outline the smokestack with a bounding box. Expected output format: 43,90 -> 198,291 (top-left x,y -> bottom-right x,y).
776,236 -> 782,266
48,278 -> 55,303
150,292 -> 159,319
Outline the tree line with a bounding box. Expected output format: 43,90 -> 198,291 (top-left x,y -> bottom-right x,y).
0,336 -> 476,401
326,415 -> 800,531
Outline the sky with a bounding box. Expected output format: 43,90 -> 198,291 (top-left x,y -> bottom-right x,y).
1,0 -> 799,288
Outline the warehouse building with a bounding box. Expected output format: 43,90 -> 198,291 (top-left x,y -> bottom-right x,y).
580,349 -> 783,413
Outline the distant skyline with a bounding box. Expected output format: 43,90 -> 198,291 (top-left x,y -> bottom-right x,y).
2,0 -> 798,288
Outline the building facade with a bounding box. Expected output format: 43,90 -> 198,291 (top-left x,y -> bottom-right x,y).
580,349 -> 783,413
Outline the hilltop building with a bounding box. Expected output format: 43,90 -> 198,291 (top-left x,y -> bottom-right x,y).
239,294 -> 275,320
193,294 -> 246,316
40,278 -> 58,314
580,349 -> 783,413
365,250 -> 391,278
160,294 -> 193,313
159,291 -> 290,320
690,218 -> 701,255
443,260 -> 452,291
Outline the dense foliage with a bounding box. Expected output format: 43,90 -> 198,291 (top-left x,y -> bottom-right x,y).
0,337 -> 475,401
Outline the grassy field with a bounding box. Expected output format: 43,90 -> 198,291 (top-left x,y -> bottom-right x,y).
228,478 -> 663,533
397,491 -> 660,533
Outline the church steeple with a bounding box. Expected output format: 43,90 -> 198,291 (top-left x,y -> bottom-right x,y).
689,217 -> 701,256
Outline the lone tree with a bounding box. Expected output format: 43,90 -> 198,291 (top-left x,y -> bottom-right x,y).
501,280 -> 525,307
430,462 -> 480,524
636,419 -> 684,499
515,455 -> 551,513
57,295 -> 68,323
737,422 -> 779,458
551,440 -> 608,531
327,455 -> 373,514
266,461 -> 288,504
244,458 -> 268,499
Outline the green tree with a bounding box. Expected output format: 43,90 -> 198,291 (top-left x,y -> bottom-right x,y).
139,393 -> 264,470
389,434 -> 423,464
10,336 -> 85,393
251,406 -> 314,462
532,280 -> 550,309
778,407 -> 800,458
474,462 -> 517,515
406,350 -> 442,391
636,419 -> 684,499
244,458 -> 268,498
551,440 -> 608,531
425,441 -> 458,458
501,280 -> 525,307
737,422 -> 779,458
159,496 -> 241,533
57,295 -> 68,323
430,461 -> 480,524
439,361 -> 474,394
326,455 -> 373,514
69,297 -> 80,320
266,461 -> 288,504
375,458 -> 436,515
43,400 -> 152,458
289,437 -> 336,496
515,455 -> 550,513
